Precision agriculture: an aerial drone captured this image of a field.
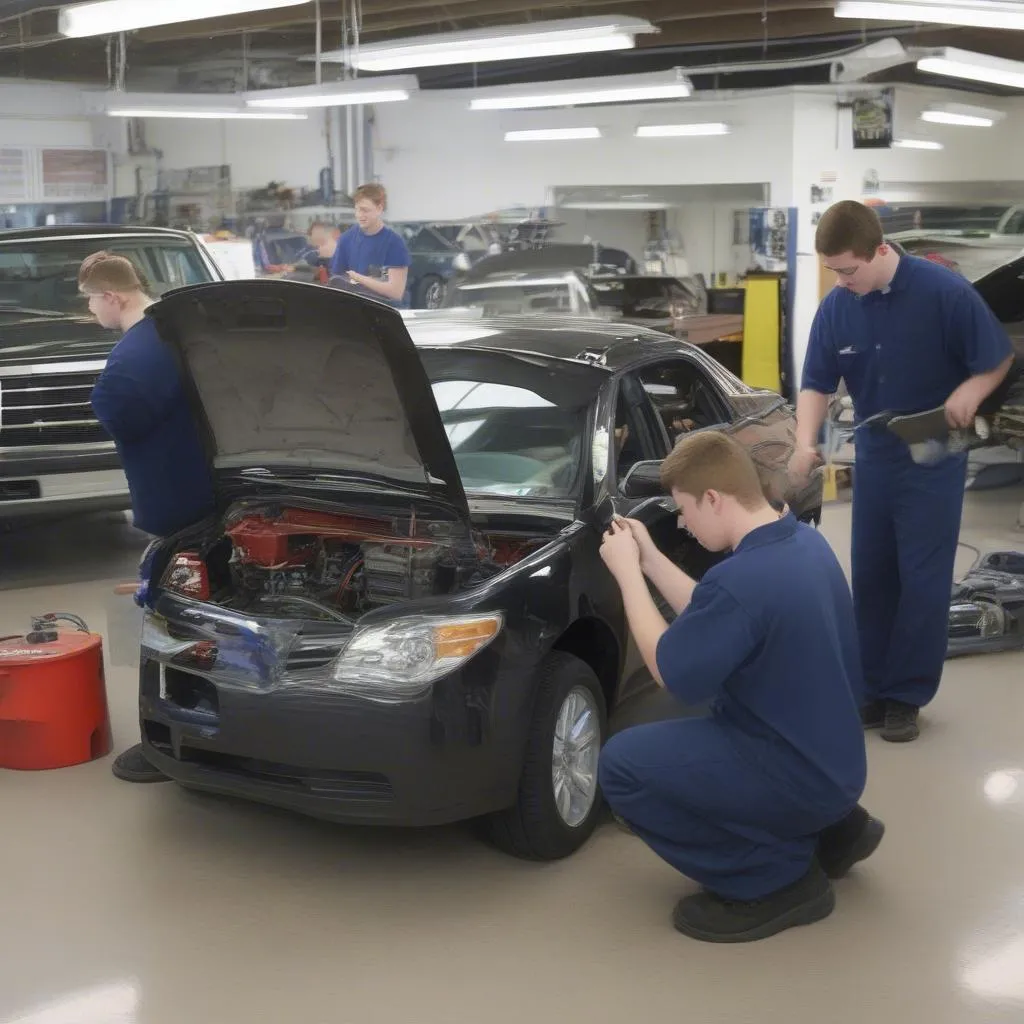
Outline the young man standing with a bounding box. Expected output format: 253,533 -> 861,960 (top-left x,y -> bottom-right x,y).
598,431 -> 881,943
82,251 -> 215,783
330,183 -> 411,307
790,201 -> 1013,742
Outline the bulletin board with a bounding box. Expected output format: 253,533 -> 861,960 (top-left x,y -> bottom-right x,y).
0,146 -> 111,204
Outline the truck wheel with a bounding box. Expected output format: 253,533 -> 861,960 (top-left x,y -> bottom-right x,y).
485,652 -> 607,861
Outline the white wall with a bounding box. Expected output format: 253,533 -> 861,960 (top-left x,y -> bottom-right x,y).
140,114 -> 333,190
0,80 -> 94,146
372,92 -> 797,220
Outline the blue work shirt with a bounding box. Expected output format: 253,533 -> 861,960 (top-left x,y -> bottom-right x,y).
329,224 -> 411,307
656,514 -> 867,813
802,255 -> 1012,455
91,315 -> 215,538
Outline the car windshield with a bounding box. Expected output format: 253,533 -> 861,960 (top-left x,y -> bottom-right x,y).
421,350 -> 596,499
0,235 -> 211,316
447,279 -> 575,316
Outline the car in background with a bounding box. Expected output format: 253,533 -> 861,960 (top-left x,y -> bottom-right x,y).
445,249 -> 743,344
393,222 -> 486,309
0,225 -> 223,519
132,279 -> 822,862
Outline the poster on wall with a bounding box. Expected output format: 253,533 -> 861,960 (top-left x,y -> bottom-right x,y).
749,208 -> 790,272
40,148 -> 109,201
0,148 -> 30,202
852,89 -> 894,149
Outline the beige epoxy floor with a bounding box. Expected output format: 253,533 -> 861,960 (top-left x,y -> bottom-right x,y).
2,492 -> 1024,1024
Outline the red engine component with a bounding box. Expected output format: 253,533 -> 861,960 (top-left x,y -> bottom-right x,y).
225,508 -> 433,567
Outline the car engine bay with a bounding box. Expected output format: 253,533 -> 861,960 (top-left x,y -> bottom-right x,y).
159,503 -> 550,623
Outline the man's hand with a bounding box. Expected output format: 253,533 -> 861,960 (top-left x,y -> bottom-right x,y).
600,519 -> 642,582
618,517 -> 659,573
347,271 -> 366,286
945,382 -> 982,430
787,445 -> 822,484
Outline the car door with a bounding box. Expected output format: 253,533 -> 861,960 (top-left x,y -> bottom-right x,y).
591,374 -> 680,696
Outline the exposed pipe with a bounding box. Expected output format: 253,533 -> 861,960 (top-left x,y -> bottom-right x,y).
345,103 -> 356,197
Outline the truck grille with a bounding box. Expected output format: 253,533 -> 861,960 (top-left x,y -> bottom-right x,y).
0,367 -> 108,448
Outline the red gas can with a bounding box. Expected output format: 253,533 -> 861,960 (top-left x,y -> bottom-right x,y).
0,629 -> 113,771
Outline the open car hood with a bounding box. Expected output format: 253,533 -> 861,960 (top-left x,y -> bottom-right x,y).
148,280 -> 469,519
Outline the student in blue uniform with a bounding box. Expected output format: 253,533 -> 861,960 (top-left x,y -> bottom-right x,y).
598,431 -> 881,943
329,183 -> 411,307
82,251 -> 215,783
790,201 -> 1014,742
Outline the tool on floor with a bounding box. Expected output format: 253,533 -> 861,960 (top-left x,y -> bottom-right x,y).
0,613 -> 112,771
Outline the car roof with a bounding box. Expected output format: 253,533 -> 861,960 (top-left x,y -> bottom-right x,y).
0,224 -> 198,243
404,313 -> 707,371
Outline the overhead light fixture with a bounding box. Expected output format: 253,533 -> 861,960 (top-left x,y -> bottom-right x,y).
920,102 -> 1005,126
917,46 -> 1024,89
835,1 -> 1024,31
318,16 -> 658,72
892,138 -> 944,149
504,127 -> 602,142
100,91 -> 307,119
636,122 -> 730,137
470,68 -> 690,111
59,0 -> 311,38
246,76 -> 418,108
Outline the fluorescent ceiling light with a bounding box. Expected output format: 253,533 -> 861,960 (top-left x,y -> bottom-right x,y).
636,122 -> 730,137
102,91 -> 307,119
917,47 -> 1024,89
892,138 -> 944,149
109,108 -> 307,119
59,0 -> 310,38
246,76 -> 417,108
319,16 -> 658,72
504,127 -> 601,142
470,69 -> 690,111
920,102 -> 1003,126
835,1 -> 1024,31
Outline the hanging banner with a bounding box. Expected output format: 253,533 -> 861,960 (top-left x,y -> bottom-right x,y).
852,89 -> 894,149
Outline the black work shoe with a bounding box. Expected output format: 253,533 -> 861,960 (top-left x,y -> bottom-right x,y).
672,864 -> 835,943
881,701 -> 920,743
817,807 -> 886,879
111,743 -> 170,783
861,700 -> 886,729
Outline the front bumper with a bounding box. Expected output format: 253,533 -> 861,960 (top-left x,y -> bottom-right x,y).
947,552 -> 1024,658
0,463 -> 129,517
138,599 -> 531,826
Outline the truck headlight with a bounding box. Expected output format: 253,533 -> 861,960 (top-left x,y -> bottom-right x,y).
331,613 -> 502,699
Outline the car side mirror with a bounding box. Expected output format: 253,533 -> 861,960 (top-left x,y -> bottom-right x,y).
621,460 -> 664,500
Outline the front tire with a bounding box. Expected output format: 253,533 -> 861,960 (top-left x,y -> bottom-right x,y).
416,274 -> 446,309
485,652 -> 607,861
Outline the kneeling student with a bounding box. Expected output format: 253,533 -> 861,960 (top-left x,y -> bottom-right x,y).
598,431 -> 883,943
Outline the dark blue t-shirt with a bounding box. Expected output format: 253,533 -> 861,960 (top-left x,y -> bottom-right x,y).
329,225 -> 411,307
90,316 -> 214,538
656,515 -> 867,814
802,255 -> 1012,455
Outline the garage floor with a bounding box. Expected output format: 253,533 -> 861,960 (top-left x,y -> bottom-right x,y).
2,492 -> 1023,1024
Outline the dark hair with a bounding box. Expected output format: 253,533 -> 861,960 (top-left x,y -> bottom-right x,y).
815,200 -> 884,260
660,430 -> 767,511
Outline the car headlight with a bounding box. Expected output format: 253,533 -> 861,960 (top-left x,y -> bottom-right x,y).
453,252 -> 471,272
331,613 -> 503,699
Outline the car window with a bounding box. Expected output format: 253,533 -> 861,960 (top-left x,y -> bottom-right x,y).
0,235 -> 213,315
430,378 -> 588,498
612,389 -> 657,489
1003,210 -> 1024,235
633,359 -> 729,452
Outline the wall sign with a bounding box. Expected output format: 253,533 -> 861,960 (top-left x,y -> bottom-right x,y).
0,148 -> 30,202
852,89 -> 894,150
40,148 -> 109,201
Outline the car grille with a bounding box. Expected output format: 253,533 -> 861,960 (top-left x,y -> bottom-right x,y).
0,366 -> 108,448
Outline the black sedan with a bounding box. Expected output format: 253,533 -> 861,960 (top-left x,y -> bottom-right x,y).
133,280 -> 822,861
